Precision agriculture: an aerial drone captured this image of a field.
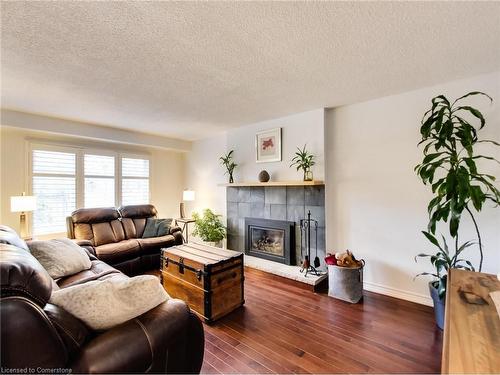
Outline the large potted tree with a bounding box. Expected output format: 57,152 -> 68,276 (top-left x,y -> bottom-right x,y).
415,92 -> 499,329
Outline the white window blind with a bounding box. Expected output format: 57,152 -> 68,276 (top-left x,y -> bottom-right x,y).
32,150 -> 76,235
84,154 -> 115,208
121,157 -> 150,205
29,145 -> 151,235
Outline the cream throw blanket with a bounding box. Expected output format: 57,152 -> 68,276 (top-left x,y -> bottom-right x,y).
50,274 -> 169,330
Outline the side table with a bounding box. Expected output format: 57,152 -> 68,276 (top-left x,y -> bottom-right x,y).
175,218 -> 195,243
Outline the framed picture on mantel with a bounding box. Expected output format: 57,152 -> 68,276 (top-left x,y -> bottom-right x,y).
256,127 -> 281,163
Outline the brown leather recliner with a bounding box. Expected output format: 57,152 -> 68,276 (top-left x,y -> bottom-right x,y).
67,204 -> 183,275
0,225 -> 205,374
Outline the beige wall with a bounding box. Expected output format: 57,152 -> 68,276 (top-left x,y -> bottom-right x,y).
0,126 -> 185,237
325,71 -> 500,305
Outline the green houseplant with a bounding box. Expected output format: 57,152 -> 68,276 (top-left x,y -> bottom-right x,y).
192,209 -> 226,247
290,144 -> 316,181
220,150 -> 237,183
414,91 -> 499,329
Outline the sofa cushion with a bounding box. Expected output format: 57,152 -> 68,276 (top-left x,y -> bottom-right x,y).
142,218 -> 157,238
119,204 -> 157,219
92,222 -> 117,246
142,218 -> 173,238
28,239 -> 92,279
77,219 -> 126,247
95,239 -> 141,264
133,218 -> 147,238
49,274 -> 169,330
74,223 -> 94,244
121,218 -> 137,239
119,205 -> 157,239
110,219 -> 126,242
71,207 -> 119,224
0,225 -> 29,251
137,235 -> 175,255
57,260 -> 121,289
156,219 -> 173,236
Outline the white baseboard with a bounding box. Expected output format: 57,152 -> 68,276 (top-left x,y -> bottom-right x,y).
363,281 -> 433,307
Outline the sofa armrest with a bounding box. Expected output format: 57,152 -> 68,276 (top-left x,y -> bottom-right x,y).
169,226 -> 182,235
1,297 -> 68,370
182,311 -> 205,373
170,227 -> 184,245
73,239 -> 93,247
71,299 -> 204,373
71,240 -> 97,259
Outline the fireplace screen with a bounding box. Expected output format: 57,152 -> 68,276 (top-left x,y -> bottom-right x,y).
245,218 -> 295,265
250,227 -> 285,256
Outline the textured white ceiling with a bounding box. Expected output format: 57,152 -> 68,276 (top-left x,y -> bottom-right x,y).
1,2 -> 499,141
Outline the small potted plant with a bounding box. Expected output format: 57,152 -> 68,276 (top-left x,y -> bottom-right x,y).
220,150 -> 237,183
291,144 -> 315,181
192,209 -> 226,248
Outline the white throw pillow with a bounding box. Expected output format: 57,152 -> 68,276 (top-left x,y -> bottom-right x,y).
49,275 -> 169,330
28,238 -> 92,279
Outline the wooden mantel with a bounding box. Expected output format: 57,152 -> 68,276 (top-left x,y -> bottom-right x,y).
217,180 -> 324,187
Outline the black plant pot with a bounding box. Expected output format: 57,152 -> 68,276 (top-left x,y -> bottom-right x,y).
429,282 -> 445,330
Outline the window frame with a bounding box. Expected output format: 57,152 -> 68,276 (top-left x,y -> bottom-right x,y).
27,141 -> 151,236
119,152 -> 151,206
83,151 -> 117,209
28,142 -> 79,237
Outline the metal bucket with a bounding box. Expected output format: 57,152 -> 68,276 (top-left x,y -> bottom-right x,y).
328,263 -> 364,303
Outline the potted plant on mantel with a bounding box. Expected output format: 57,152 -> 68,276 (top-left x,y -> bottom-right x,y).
414,91 -> 499,329
192,209 -> 226,248
291,144 -> 316,181
220,150 -> 237,183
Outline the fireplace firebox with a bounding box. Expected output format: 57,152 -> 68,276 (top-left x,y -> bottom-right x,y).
245,218 -> 295,265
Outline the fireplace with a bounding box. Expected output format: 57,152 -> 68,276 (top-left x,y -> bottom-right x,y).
245,218 -> 295,265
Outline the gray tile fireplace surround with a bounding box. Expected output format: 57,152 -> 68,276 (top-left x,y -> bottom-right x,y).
226,185 -> 326,268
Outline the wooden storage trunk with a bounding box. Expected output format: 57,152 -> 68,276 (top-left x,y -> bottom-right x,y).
161,243 -> 244,323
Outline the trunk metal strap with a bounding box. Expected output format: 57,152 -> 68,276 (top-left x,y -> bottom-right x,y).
163,255 -> 208,280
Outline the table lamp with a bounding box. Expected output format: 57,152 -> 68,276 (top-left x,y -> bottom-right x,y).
10,193 -> 37,239
180,189 -> 195,218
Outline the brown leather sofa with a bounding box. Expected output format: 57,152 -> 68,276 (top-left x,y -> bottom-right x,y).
0,225 -> 204,373
67,204 -> 183,275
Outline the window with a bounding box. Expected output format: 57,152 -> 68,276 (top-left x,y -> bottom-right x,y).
32,149 -> 76,235
30,145 -> 150,235
84,154 -> 115,208
121,157 -> 150,205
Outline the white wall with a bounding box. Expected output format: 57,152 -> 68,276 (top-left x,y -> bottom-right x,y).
0,126 -> 186,237
184,133 -> 228,217
1,109 -> 191,152
227,109 -> 325,182
184,108 -> 326,215
325,71 -> 500,305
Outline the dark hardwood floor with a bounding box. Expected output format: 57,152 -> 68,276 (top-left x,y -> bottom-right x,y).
199,267 -> 442,374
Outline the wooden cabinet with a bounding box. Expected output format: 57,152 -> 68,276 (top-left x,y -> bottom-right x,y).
442,269 -> 500,374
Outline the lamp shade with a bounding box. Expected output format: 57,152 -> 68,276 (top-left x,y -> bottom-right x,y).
11,195 -> 37,213
182,190 -> 195,201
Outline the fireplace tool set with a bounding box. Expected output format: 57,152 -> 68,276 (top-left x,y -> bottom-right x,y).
300,210 -> 320,277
